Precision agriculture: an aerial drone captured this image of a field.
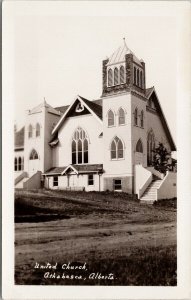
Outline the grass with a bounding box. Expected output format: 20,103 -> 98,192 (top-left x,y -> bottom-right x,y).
15,189 -> 177,286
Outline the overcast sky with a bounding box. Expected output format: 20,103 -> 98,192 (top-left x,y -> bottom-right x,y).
12,2 -> 177,144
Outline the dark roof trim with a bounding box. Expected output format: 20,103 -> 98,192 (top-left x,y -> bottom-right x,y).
148,88 -> 176,151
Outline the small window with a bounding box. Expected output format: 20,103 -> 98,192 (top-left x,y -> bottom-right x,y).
136,139 -> 143,153
14,157 -> 17,171
140,110 -> 144,128
140,71 -> 143,88
114,67 -> 119,85
18,157 -> 22,171
29,149 -> 39,160
134,67 -> 136,85
134,108 -> 138,126
28,124 -> 33,138
88,174 -> 94,186
110,137 -> 124,160
137,69 -> 139,86
53,176 -> 58,187
36,123 -> 40,137
114,179 -> 122,191
118,108 -> 125,125
120,66 -> 125,84
108,69 -> 113,87
108,110 -> 115,127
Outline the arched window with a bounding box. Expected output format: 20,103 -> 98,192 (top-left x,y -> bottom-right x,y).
140,71 -> 143,88
120,66 -> 125,84
114,67 -> 119,85
134,108 -> 138,126
108,68 -> 113,87
18,157 -> 22,171
29,149 -> 39,160
140,110 -> 144,128
137,69 -> 139,86
28,124 -> 33,138
71,127 -> 89,164
14,157 -> 17,171
108,110 -> 115,127
111,137 -> 124,160
134,67 -> 136,85
136,139 -> 143,153
147,130 -> 155,165
36,123 -> 40,137
118,108 -> 125,125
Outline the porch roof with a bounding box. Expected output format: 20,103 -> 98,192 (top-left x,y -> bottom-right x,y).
44,164 -> 103,176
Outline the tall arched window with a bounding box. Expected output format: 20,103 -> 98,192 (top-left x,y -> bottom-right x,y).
134,67 -> 136,85
111,137 -> 124,160
28,124 -> 33,138
134,108 -> 138,126
147,130 -> 155,165
136,139 -> 143,153
71,127 -> 89,164
36,123 -> 40,137
15,157 -> 17,171
18,157 -> 22,171
140,71 -> 143,88
108,68 -> 113,87
137,69 -> 139,86
108,110 -> 115,127
118,108 -> 125,125
120,66 -> 125,84
114,67 -> 119,85
29,149 -> 39,160
140,110 -> 144,128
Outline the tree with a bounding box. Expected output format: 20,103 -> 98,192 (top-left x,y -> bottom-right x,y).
152,142 -> 171,174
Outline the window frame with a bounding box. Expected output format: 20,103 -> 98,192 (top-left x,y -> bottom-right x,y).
118,107 -> 125,126
71,127 -> 89,165
136,139 -> 143,153
110,137 -> 124,160
113,179 -> 122,191
53,176 -> 58,187
119,65 -> 125,84
108,68 -> 113,87
88,174 -> 94,186
134,108 -> 138,126
28,124 -> 33,138
108,110 -> 115,127
36,123 -> 40,137
114,67 -> 119,85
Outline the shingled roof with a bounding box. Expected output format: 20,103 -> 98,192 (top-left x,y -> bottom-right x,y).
44,164 -> 103,175
79,96 -> 102,120
15,127 -> 25,149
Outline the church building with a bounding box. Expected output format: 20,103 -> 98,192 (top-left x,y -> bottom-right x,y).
14,41 -> 177,203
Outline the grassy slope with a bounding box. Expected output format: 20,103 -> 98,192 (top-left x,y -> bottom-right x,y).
15,189 -> 177,286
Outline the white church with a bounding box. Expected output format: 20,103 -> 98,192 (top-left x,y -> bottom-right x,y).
14,41 -> 177,203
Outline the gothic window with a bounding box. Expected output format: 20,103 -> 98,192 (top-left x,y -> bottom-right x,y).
134,67 -> 136,85
147,130 -> 155,165
137,69 -> 139,86
134,108 -> 138,126
36,123 -> 40,137
140,110 -> 144,128
18,157 -> 22,171
114,67 -> 119,85
118,108 -> 125,125
140,71 -> 143,88
108,110 -> 115,127
29,149 -> 39,160
71,127 -> 89,164
14,157 -> 17,171
120,66 -> 125,84
136,139 -> 143,153
108,68 -> 113,87
28,124 -> 33,138
111,137 -> 124,160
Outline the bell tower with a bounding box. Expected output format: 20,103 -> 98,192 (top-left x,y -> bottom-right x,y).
102,39 -> 146,97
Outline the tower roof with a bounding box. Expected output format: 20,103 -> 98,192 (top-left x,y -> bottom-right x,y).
106,39 -> 142,66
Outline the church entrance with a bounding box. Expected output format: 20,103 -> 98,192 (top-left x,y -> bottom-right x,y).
28,149 -> 40,176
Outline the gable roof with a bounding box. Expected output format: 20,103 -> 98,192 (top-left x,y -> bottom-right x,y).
52,95 -> 103,134
146,87 -> 176,151
15,127 -> 25,149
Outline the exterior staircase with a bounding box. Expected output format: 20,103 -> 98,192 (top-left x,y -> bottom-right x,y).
140,179 -> 162,204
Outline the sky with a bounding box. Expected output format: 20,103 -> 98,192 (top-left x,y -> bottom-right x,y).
12,3 -> 177,144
